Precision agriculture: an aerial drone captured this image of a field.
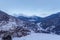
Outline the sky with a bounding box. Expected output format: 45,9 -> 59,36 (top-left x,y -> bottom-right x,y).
0,0 -> 60,17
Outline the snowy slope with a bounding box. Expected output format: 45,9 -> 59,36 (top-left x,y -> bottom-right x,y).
13,33 -> 60,40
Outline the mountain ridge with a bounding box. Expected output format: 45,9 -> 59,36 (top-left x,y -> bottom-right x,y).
0,10 -> 60,38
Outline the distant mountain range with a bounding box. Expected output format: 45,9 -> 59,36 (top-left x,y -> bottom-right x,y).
0,10 -> 60,37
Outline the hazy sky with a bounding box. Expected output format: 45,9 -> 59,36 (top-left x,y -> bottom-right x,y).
0,0 -> 60,17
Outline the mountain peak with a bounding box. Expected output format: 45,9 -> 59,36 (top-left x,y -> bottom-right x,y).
0,10 -> 9,21
0,10 -> 8,15
55,12 -> 60,16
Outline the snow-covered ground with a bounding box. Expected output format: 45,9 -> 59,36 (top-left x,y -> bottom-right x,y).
0,33 -> 60,40
0,38 -> 1,40
13,33 -> 60,40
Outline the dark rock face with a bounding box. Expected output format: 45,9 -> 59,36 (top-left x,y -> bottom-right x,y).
2,34 -> 12,40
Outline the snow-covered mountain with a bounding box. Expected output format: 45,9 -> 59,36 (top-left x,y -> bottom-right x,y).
0,10 -> 31,37
0,10 -> 60,39
18,16 -> 43,23
18,12 -> 60,35
41,12 -> 60,34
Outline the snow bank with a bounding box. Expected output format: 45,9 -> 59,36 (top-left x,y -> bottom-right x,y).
13,33 -> 60,40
